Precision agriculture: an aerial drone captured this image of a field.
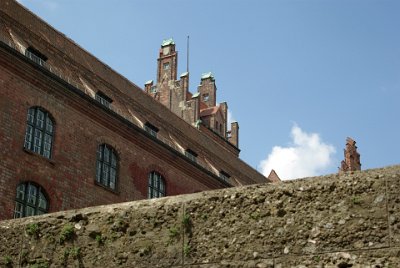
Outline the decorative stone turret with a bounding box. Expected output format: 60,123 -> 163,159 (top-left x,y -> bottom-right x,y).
198,72 -> 216,108
145,40 -> 240,150
340,137 -> 361,173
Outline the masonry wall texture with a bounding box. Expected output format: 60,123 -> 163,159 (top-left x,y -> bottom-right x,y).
0,165 -> 399,267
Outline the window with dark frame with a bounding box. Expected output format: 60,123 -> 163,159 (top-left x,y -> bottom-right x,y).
150,86 -> 158,93
144,122 -> 159,138
14,182 -> 48,218
25,47 -> 47,66
24,107 -> 54,159
219,171 -> 231,182
185,149 -> 198,163
148,171 -> 166,199
96,144 -> 118,190
203,93 -> 209,101
163,62 -> 170,70
95,91 -> 112,109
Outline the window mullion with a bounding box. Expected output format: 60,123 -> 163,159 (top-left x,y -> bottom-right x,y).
40,115 -> 46,155
34,187 -> 40,215
22,185 -> 29,217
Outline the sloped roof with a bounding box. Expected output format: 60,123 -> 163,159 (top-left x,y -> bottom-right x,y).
267,169 -> 281,182
200,106 -> 219,117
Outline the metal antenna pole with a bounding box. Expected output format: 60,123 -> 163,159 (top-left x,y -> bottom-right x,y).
186,35 -> 189,73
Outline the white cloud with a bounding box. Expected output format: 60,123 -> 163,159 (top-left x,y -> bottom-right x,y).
259,124 -> 336,180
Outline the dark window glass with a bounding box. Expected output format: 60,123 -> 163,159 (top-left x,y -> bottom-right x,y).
185,149 -> 197,163
14,182 -> 48,218
150,86 -> 158,93
163,62 -> 170,70
96,144 -> 118,190
144,122 -> 159,138
219,171 -> 231,182
148,171 -> 166,199
24,107 -> 54,159
95,92 -> 112,109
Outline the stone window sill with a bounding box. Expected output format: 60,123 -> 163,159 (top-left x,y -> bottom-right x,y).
23,148 -> 56,166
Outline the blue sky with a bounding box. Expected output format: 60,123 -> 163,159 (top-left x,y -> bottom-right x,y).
18,0 -> 400,179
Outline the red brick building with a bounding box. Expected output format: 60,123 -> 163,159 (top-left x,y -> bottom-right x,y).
0,1 -> 270,221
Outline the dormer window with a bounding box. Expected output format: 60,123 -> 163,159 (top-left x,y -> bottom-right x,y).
25,47 -> 47,66
163,62 -> 170,70
185,149 -> 197,163
219,171 -> 230,182
144,122 -> 159,138
150,86 -> 158,93
95,91 -> 112,109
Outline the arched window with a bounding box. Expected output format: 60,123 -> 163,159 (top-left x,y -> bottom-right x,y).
148,171 -> 166,199
14,182 -> 48,218
96,144 -> 118,190
24,107 -> 54,159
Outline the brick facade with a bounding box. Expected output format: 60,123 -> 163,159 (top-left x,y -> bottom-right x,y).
0,1 -> 270,221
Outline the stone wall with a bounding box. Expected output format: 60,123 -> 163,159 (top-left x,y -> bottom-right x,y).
1,165 -> 399,267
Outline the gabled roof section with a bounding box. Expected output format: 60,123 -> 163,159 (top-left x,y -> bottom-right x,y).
200,106 -> 220,117
267,169 -> 281,182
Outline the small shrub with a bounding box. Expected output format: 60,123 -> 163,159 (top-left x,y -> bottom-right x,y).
352,196 -> 362,205
4,255 -> 12,266
183,243 -> 191,257
169,226 -> 179,239
69,247 -> 81,259
95,234 -> 106,245
182,213 -> 190,227
59,224 -> 75,244
313,255 -> 321,262
60,249 -> 69,266
250,212 -> 260,220
26,223 -> 40,238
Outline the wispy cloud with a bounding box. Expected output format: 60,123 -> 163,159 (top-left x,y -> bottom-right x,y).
259,124 -> 336,180
227,110 -> 235,126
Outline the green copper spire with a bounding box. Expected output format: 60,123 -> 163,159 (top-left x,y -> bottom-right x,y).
201,72 -> 214,80
161,38 -> 175,47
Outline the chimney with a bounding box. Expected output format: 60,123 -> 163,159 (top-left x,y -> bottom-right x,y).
144,80 -> 153,94
228,122 -> 239,148
180,72 -> 189,100
219,102 -> 228,138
